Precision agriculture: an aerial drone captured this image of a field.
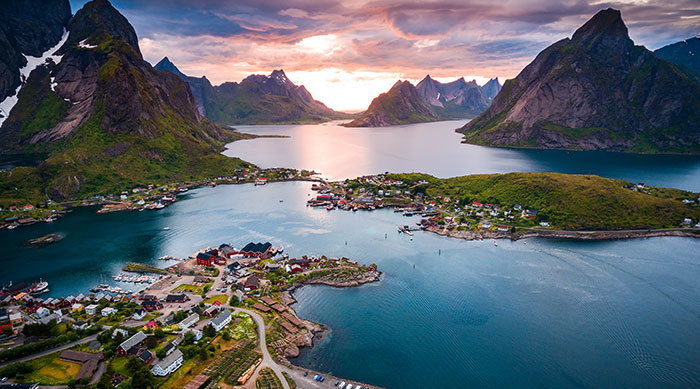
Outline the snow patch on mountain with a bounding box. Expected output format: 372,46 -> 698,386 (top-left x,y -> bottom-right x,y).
0,30 -> 69,126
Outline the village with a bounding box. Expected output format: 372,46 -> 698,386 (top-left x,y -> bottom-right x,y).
305,174 -> 700,240
0,167 -> 317,230
306,174 -> 550,238
0,240 -> 380,389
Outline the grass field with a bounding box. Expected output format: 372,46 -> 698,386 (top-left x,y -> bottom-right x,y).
203,295 -> 228,305
19,352 -> 80,385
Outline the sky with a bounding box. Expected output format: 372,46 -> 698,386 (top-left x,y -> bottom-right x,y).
70,0 -> 699,111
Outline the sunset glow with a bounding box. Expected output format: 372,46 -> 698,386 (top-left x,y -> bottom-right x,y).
72,0 -> 699,111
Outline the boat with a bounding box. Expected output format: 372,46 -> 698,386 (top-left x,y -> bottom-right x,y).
163,227 -> 170,230
7,225 -> 18,230
326,205 -> 334,211
494,241 -> 498,246
30,279 -> 49,295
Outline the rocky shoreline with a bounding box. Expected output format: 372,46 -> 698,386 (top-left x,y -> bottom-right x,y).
427,226 -> 700,241
270,270 -> 382,360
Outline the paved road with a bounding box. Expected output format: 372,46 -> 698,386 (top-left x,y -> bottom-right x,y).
0,333 -> 99,368
233,308 -> 290,389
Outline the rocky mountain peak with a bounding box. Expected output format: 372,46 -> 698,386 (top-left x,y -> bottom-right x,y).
571,8 -> 632,55
154,57 -> 186,78
270,69 -> 288,84
66,0 -> 141,57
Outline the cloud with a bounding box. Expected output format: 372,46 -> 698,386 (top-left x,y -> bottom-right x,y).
76,0 -> 700,110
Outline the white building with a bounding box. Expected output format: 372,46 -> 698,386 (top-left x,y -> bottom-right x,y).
101,307 -> 118,317
151,349 -> 183,376
178,313 -> 199,330
85,304 -> 99,316
211,310 -> 231,332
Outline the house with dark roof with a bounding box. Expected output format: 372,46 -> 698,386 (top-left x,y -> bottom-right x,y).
141,300 -> 163,311
166,294 -> 189,303
238,242 -> 272,258
244,276 -> 259,291
117,331 -> 147,356
151,349 -> 183,376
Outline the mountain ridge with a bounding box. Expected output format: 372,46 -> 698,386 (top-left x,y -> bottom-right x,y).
154,58 -> 352,125
345,76 -> 501,127
458,8 -> 700,154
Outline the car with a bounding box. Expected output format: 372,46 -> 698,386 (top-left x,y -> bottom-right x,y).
304,371 -> 308,377
1,377 -> 8,382
335,381 -> 339,386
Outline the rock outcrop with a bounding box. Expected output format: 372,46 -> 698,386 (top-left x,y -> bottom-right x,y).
458,9 -> 700,154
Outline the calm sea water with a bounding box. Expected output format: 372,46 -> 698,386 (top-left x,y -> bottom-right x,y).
1,182 -> 699,388
224,121 -> 700,191
3,122 -> 700,387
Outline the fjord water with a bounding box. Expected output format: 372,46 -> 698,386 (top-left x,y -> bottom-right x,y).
224,120 -> 700,191
2,182 -> 700,388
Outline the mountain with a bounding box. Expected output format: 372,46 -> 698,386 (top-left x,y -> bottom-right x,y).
344,81 -> 439,127
346,76 -> 501,127
458,9 -> 700,154
0,0 -> 72,122
0,0 -> 250,200
481,78 -> 502,101
154,57 -> 213,116
654,37 -> 700,83
154,58 -> 350,125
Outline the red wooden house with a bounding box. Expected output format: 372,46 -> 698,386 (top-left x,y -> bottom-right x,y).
196,251 -> 216,266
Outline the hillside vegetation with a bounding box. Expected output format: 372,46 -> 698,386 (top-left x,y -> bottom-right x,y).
387,172 -> 700,230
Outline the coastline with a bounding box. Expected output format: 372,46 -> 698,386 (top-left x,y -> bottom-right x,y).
426,225 -> 700,241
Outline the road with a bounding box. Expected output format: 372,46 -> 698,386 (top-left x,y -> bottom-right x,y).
0,333 -> 99,369
233,308 -> 290,389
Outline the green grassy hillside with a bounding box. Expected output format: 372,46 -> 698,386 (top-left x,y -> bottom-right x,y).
387,172 -> 700,230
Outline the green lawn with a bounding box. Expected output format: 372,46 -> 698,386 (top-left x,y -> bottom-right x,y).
18,352 -> 80,385
204,295 -> 228,305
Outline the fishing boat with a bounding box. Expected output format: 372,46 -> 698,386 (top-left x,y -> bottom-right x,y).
163,227 -> 170,230
30,279 -> 49,295
7,225 -> 18,230
326,204 -> 334,211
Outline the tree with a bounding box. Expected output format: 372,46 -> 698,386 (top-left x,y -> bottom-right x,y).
183,331 -> 195,346
145,336 -> 158,349
154,328 -> 165,339
222,331 -> 231,341
199,347 -> 208,360
156,348 -> 167,359
203,324 -> 216,338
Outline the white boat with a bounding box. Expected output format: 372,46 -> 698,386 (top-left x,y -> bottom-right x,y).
30,279 -> 49,295
163,227 -> 170,230
7,225 -> 18,230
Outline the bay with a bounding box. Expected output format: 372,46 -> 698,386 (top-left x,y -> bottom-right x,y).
224,120 -> 700,191
1,181 -> 699,388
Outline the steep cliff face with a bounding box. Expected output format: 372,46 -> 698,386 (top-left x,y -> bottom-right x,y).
458,9 -> 700,153
345,81 -> 439,127
415,76 -> 491,118
0,0 -> 71,119
155,59 -> 350,124
0,0 -> 249,199
654,37 -> 700,84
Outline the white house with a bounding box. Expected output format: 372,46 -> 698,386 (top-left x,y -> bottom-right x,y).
85,304 -> 99,316
178,313 -> 199,330
211,310 -> 231,332
101,307 -> 118,317
132,309 -> 146,321
151,349 -> 183,376
36,307 -> 50,318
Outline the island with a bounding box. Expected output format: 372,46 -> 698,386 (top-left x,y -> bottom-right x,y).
306,172 -> 700,240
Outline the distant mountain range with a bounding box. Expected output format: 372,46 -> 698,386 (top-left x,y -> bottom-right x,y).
654,37 -> 700,84
458,9 -> 700,154
345,76 -> 501,127
0,0 -> 250,200
154,57 -> 351,125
